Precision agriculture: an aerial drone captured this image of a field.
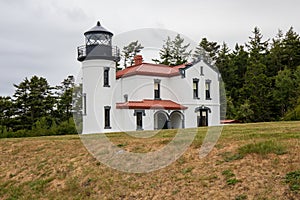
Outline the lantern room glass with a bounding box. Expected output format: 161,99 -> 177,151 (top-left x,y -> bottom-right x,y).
85,33 -> 112,46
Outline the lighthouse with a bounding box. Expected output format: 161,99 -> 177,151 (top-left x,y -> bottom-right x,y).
77,21 -> 120,134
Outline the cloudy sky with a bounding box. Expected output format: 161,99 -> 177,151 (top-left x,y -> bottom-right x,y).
0,0 -> 299,96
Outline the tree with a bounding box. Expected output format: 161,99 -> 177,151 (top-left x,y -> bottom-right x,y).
122,40 -> 144,68
56,75 -> 75,122
273,68 -> 297,118
13,76 -> 55,130
154,34 -> 191,66
194,38 -> 220,61
242,27 -> 273,121
281,27 -> 300,70
215,42 -> 231,86
0,96 -> 14,132
267,29 -> 285,76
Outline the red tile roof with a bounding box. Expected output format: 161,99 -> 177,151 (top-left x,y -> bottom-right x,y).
116,63 -> 186,79
116,99 -> 188,110
221,119 -> 241,124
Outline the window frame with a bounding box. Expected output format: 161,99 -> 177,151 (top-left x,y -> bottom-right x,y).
154,79 -> 161,100
200,66 -> 204,76
193,78 -> 200,99
104,106 -> 111,129
103,67 -> 110,87
83,93 -> 87,116
134,110 -> 145,130
205,80 -> 212,100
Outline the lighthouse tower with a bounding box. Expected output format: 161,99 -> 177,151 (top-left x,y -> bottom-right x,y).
77,21 -> 120,134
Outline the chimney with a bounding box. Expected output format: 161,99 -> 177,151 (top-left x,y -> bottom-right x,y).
134,55 -> 143,65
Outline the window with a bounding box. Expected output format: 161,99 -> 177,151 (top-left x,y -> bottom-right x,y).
103,67 -> 110,87
193,78 -> 199,99
200,66 -> 204,76
134,110 -> 145,130
205,80 -> 211,100
179,69 -> 186,78
104,106 -> 111,129
124,94 -> 128,102
83,93 -> 87,115
154,79 -> 161,100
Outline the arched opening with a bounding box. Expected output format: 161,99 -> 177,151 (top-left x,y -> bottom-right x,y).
195,106 -> 211,127
154,111 -> 169,130
170,111 -> 184,129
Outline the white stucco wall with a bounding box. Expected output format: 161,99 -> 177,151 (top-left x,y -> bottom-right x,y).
81,59 -> 119,134
81,59 -> 221,134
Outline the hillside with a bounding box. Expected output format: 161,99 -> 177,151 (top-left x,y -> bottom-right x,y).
0,121 -> 299,199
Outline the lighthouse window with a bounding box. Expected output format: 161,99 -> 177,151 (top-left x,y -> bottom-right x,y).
104,106 -> 111,129
104,67 -> 110,87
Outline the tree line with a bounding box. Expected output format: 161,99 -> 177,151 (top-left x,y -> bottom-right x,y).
0,75 -> 77,137
122,27 -> 300,122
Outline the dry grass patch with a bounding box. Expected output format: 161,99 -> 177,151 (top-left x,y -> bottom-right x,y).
0,121 -> 299,199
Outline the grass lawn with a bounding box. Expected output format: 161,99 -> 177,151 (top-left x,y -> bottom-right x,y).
0,121 -> 299,199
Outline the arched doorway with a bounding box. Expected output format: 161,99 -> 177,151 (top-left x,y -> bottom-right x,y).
154,111 -> 169,129
195,106 -> 211,127
170,111 -> 184,129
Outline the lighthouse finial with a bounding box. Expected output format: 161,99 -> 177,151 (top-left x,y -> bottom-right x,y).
97,21 -> 101,26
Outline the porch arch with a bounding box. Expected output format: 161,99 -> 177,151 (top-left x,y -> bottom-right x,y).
170,111 -> 184,129
154,111 -> 169,130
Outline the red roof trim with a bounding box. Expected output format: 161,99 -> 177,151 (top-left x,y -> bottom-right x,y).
116,99 -> 188,110
116,63 -> 187,79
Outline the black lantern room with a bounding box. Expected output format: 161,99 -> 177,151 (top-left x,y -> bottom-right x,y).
77,21 -> 120,62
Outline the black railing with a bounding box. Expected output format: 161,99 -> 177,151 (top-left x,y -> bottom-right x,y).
77,45 -> 120,62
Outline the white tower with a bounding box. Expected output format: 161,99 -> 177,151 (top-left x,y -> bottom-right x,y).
77,21 -> 120,134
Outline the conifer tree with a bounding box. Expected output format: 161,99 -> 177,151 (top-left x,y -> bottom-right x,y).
154,34 -> 191,66
122,40 -> 144,68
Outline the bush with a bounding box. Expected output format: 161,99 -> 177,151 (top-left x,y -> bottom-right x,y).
0,118 -> 77,138
56,119 -> 77,135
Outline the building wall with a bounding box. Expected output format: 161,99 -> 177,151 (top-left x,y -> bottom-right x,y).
82,59 -> 118,134
114,60 -> 220,130
82,59 -> 221,134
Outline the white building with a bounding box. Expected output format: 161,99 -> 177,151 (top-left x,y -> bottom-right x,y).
77,22 -> 221,134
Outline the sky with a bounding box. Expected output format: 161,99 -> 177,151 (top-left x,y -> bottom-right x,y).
0,0 -> 299,96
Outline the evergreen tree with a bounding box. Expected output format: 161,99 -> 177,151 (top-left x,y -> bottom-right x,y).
122,40 -> 144,68
13,76 -> 55,130
56,75 -> 75,122
154,34 -> 191,66
281,27 -> 300,70
0,96 -> 14,132
273,68 -> 297,118
194,38 -> 220,61
242,27 -> 272,121
267,29 -> 285,76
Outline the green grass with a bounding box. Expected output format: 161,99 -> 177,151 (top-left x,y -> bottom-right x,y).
220,152 -> 244,162
222,169 -> 241,185
238,140 -> 287,156
285,170 -> 300,192
222,169 -> 235,179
